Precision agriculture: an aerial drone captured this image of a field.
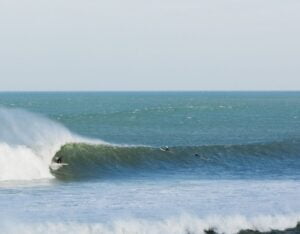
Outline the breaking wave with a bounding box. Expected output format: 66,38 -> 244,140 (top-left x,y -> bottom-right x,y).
0,107 -> 103,181
2,214 -> 300,234
1,107 -> 300,181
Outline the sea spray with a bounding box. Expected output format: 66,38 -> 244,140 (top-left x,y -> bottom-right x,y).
0,107 -> 91,181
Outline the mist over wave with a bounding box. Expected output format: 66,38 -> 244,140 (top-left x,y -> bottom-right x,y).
0,107 -> 98,181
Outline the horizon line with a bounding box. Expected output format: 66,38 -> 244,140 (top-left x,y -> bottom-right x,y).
0,90 -> 300,93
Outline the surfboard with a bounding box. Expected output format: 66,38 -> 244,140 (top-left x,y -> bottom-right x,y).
50,162 -> 69,171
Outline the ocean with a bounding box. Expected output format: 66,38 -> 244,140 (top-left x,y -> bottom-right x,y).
0,91 -> 300,234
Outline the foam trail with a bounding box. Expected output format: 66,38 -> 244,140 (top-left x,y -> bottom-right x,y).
0,107 -> 97,181
2,214 -> 300,234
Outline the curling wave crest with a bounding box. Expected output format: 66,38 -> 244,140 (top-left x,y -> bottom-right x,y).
0,107 -> 101,181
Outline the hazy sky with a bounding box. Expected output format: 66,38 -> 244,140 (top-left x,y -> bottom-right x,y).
0,0 -> 300,91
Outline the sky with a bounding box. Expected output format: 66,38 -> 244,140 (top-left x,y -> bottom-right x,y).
0,0 -> 300,91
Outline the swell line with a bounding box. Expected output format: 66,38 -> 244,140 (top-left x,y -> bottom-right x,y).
50,140 -> 300,180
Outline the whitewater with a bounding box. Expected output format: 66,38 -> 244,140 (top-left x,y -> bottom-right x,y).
1,92 -> 300,234
0,107 -> 106,181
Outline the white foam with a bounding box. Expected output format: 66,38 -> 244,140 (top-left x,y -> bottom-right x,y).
2,214 -> 300,234
0,107 -> 98,181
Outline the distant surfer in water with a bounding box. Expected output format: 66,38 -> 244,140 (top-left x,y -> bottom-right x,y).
160,146 -> 170,152
194,153 -> 209,161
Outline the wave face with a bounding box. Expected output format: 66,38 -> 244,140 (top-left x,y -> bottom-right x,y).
51,139 -> 300,180
0,107 -> 88,181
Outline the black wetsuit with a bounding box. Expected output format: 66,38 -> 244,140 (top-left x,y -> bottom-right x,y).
56,157 -> 62,163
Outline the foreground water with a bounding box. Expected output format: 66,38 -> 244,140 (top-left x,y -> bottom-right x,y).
0,92 -> 300,234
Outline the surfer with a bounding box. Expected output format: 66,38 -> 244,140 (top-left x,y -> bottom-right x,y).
54,156 -> 62,164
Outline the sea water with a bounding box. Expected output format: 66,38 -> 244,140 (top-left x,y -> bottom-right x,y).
0,92 -> 300,234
